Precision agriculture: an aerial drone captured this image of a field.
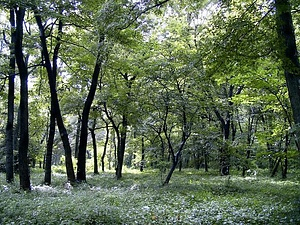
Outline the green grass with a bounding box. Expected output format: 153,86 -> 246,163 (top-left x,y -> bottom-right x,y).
0,168 -> 299,224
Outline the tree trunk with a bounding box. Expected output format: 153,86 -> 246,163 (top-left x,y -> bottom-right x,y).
77,46 -> 103,181
103,102 -> 126,179
282,132 -> 289,179
204,150 -> 209,172
194,152 -> 200,170
242,148 -> 251,177
108,129 -> 116,170
215,110 -> 231,175
13,108 -> 20,158
163,111 -> 189,185
34,11 -> 75,183
74,114 -> 81,158
89,119 -> 99,174
271,157 -> 281,177
15,7 -> 31,191
6,9 -> 16,183
275,0 -> 300,146
44,17 -> 62,185
282,155 -> 288,179
44,111 -> 55,185
140,137 -> 145,172
243,112 -> 255,177
102,122 -> 109,172
116,115 -> 127,179
163,152 -> 181,185
178,155 -> 182,172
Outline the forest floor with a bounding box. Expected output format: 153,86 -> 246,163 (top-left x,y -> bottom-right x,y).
0,168 -> 299,224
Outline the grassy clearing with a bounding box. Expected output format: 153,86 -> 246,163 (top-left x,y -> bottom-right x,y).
0,168 -> 299,224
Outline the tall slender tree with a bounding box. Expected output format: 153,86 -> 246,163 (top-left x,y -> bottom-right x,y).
6,8 -> 16,183
89,118 -> 99,175
101,119 -> 110,172
34,9 -> 75,183
15,6 -> 31,191
77,36 -> 104,182
44,16 -> 63,185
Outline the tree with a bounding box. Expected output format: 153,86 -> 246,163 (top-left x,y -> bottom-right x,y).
15,6 -> 31,191
275,0 -> 300,149
100,116 -> 110,172
200,0 -> 288,175
214,84 -> 243,175
34,7 -> 75,183
89,117 -> 99,174
76,36 -> 104,182
135,10 -> 201,182
44,15 -> 63,185
5,8 -> 15,183
74,0 -> 172,181
102,72 -> 136,179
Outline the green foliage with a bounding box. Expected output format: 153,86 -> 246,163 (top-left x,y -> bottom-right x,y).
0,169 -> 299,224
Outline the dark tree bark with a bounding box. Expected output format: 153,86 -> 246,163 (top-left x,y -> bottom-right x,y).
77,36 -> 104,181
74,114 -> 81,158
275,0 -> 300,147
163,135 -> 189,185
15,7 -> 31,191
44,17 -> 62,185
178,156 -> 183,172
116,115 -> 127,179
204,149 -> 209,172
101,121 -> 110,172
140,137 -> 145,172
89,118 -> 99,174
108,130 -> 116,170
114,73 -> 136,179
104,103 -> 127,179
282,132 -> 289,179
6,9 -> 16,183
271,157 -> 281,177
194,152 -> 201,170
34,11 -> 75,183
44,110 -> 55,185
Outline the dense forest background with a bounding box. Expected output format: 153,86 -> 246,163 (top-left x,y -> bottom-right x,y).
0,0 -> 299,190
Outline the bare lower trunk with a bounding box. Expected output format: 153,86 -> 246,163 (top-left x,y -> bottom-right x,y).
44,110 -> 55,185
15,7 -> 31,191
6,9 -> 16,183
163,152 -> 181,185
140,137 -> 145,172
89,120 -> 99,174
102,123 -> 109,172
74,115 -> 81,158
116,115 -> 127,179
271,157 -> 281,177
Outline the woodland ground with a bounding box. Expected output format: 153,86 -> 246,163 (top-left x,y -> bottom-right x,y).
0,168 -> 299,225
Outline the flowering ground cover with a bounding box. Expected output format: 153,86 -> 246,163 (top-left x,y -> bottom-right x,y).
0,168 -> 299,224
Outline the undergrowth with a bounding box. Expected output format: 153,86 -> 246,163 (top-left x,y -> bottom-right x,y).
0,168 -> 299,224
